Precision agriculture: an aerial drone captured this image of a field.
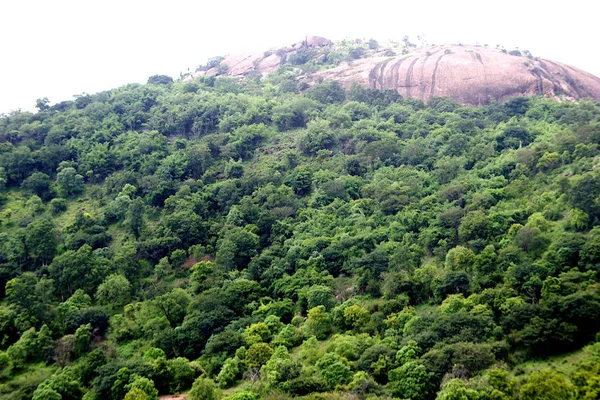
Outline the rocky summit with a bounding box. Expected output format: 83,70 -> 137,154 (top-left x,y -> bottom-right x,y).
190,37 -> 600,106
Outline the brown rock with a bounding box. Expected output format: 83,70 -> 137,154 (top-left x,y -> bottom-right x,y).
313,45 -> 600,105
190,40 -> 600,105
258,53 -> 282,76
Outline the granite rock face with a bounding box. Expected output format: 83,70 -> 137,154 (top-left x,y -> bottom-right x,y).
313,45 -> 600,105
191,40 -> 600,106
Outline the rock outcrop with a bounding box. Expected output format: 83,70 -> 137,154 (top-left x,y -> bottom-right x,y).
190,39 -> 600,106
314,45 -> 600,105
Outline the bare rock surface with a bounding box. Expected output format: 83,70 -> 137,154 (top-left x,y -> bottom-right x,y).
190,39 -> 600,106
315,45 -> 600,105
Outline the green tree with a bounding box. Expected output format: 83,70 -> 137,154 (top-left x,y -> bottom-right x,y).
316,352 -> 353,388
189,377 -> 218,400
56,167 -> 84,196
436,379 -> 480,400
167,357 -> 195,392
25,217 -> 58,265
305,306 -> 332,340
22,172 -> 53,200
125,375 -> 159,400
95,274 -> 131,310
520,369 -> 575,400
304,285 -> 335,310
35,97 -> 50,112
49,244 -> 111,296
126,197 -> 146,239
147,75 -> 173,85
245,342 -> 273,369
387,361 -> 434,400
217,357 -> 241,388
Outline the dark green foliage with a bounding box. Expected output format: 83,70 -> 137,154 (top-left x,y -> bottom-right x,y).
21,172 -> 53,201
147,75 -> 173,85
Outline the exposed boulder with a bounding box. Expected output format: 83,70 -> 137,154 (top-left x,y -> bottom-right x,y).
189,39 -> 600,106
314,45 -> 600,105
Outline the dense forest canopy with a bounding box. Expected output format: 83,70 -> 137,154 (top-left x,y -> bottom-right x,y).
1,65 -> 600,400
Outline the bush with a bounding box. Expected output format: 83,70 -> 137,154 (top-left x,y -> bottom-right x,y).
188,377 -> 218,400
167,357 -> 195,392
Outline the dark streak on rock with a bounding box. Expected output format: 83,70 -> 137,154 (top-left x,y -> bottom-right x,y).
474,52 -> 484,65
391,58 -> 406,91
536,62 -> 562,95
420,50 -> 438,99
430,53 -> 446,99
530,69 -> 544,95
545,60 -> 583,98
480,55 -> 490,105
378,59 -> 392,89
406,57 -> 420,97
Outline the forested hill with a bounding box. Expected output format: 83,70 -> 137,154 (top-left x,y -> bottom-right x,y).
1,71 -> 600,400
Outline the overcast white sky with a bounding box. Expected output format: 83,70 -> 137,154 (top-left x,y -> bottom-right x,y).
1,0 -> 599,114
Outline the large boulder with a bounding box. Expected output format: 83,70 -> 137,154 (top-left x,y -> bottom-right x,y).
314,45 -> 600,105
190,40 -> 600,106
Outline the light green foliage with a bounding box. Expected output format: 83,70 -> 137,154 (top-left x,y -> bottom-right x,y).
124,387 -> 151,400
6,273 -> 54,331
343,304 -> 370,330
225,391 -> 258,400
217,357 -> 241,388
49,244 -> 111,296
347,371 -> 379,397
299,336 -> 322,364
331,334 -> 370,361
32,367 -> 84,400
396,340 -> 421,365
56,167 -> 84,196
144,347 -> 166,361
299,119 -> 335,155
388,361 -> 434,399
32,386 -> 62,400
243,322 -> 271,346
125,375 -> 159,400
263,315 -> 284,335
262,345 -> 301,384
572,360 -> 600,399
305,305 -> 332,339
445,246 -> 475,272
477,368 -> 516,399
436,379 -> 480,400
385,307 -> 417,332
95,274 -> 131,309
189,377 -> 218,400
520,369 -> 575,400
440,294 -> 466,314
0,351 -> 9,371
26,195 -> 45,215
74,323 -> 92,358
105,194 -> 132,222
271,324 -> 302,348
316,352 -> 353,388
568,208 -> 589,231
216,227 -> 259,270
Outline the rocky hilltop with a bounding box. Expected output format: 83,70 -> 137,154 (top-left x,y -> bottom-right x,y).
189,36 -> 600,106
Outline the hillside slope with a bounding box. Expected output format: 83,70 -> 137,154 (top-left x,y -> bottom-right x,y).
2,47 -> 600,400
